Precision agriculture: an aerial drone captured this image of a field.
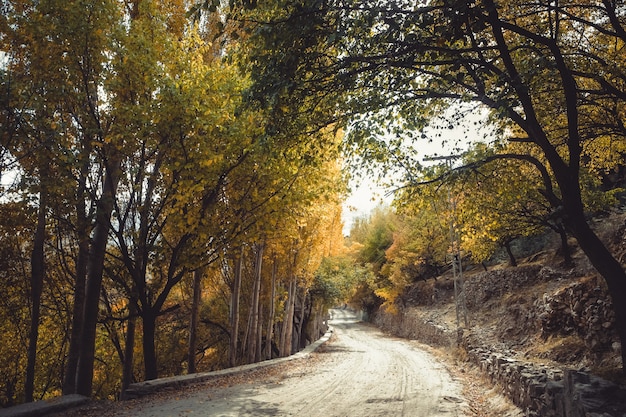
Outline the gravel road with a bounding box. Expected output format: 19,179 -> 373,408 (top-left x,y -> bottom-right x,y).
109,308 -> 467,417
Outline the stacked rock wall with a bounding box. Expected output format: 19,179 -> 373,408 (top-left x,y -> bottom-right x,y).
463,342 -> 626,416
538,276 -> 619,358
375,305 -> 626,416
373,308 -> 455,347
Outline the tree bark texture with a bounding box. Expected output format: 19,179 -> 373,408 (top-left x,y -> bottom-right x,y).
187,269 -> 203,374
120,302 -> 137,399
504,241 -> 517,267
247,243 -> 263,364
264,257 -> 277,360
63,149 -> 90,395
229,248 -> 243,367
25,188 -> 47,402
142,307 -> 159,381
281,278 -> 296,357
75,154 -> 121,396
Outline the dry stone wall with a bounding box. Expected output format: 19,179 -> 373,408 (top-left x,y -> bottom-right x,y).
538,275 -> 619,359
462,341 -> 626,417
373,308 -> 455,347
373,264 -> 626,416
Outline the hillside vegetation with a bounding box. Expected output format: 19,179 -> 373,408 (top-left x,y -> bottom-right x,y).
373,211 -> 626,383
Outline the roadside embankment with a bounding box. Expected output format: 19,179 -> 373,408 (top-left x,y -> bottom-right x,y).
373,263 -> 626,417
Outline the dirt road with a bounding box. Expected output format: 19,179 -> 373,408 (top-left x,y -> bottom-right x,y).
110,309 -> 467,416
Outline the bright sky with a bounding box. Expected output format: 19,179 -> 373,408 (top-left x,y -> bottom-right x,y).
342,178 -> 389,234
340,106 -> 493,235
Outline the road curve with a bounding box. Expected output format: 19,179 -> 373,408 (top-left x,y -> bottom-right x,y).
112,309 -> 466,417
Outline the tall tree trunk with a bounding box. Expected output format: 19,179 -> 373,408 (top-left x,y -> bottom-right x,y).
187,269 -> 203,374
247,243 -> 264,364
566,212 -> 626,373
75,154 -> 121,397
278,281 -> 288,357
294,288 -> 307,351
264,257 -> 277,360
281,278 -> 296,357
241,303 -> 252,363
317,302 -> 326,336
256,303 -> 263,362
62,235 -> 88,394
120,302 -> 137,399
229,248 -> 243,367
309,301 -> 318,344
25,188 -> 47,402
142,307 -> 158,381
63,148 -> 90,395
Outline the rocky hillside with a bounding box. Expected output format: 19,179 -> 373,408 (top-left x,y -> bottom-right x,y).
373,211 -> 626,416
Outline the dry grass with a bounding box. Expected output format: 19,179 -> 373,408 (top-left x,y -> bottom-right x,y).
527,334 -> 586,363
425,344 -> 524,417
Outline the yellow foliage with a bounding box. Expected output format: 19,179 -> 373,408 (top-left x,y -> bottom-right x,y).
375,286 -> 402,314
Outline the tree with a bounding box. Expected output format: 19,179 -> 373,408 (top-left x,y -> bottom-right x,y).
313,254 -> 371,310
454,143 -> 552,266
237,0 -> 626,372
381,211 -> 450,306
104,6 -> 262,381
1,0 -> 118,400
0,0 -> 351,403
0,202 -> 33,406
344,207 -> 397,311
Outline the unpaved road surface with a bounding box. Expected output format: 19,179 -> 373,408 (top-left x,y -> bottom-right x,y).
109,309 -> 466,416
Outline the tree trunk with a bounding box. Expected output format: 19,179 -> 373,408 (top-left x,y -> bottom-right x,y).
278,281 -> 289,357
309,302 -> 318,344
229,248 -> 243,367
556,225 -> 573,266
187,269 -> 203,374
142,307 -> 159,381
281,278 -> 296,357
63,137 -> 91,395
503,240 -> 517,267
120,302 -> 137,399
247,243 -> 263,364
75,154 -> 121,397
62,225 -> 88,395
264,257 -> 277,360
25,188 -> 47,402
256,303 -> 263,362
294,288 -> 307,351
566,212 -> 626,373
241,302 -> 252,363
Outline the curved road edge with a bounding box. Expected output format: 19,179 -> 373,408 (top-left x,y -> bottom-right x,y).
0,326 -> 335,417
124,325 -> 335,399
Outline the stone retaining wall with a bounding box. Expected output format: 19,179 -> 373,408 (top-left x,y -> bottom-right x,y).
463,342 -> 626,417
373,309 -> 455,347
538,275 -> 619,358
375,308 -> 626,416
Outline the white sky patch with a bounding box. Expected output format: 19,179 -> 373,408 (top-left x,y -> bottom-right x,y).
341,106 -> 494,235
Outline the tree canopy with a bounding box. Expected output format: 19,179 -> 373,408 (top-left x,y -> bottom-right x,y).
235,0 -> 626,371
